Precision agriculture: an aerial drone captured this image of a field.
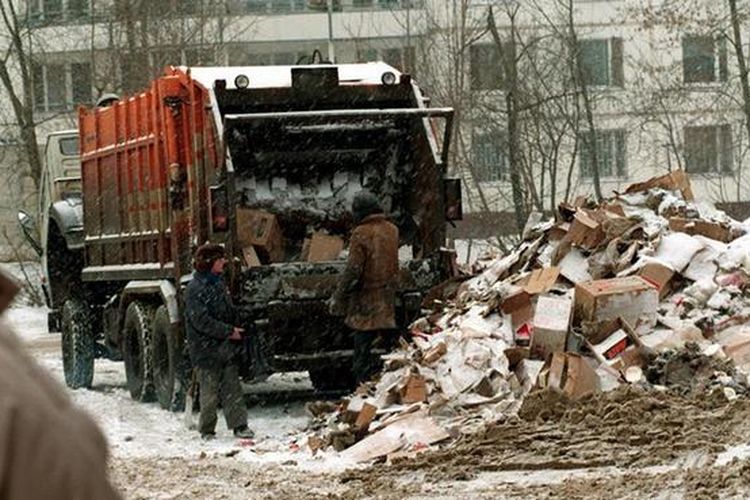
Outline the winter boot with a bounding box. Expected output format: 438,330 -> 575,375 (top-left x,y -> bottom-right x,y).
233,426 -> 255,439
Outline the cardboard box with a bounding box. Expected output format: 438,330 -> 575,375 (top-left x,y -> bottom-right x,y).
501,289 -> 534,337
669,217 -> 732,243
638,261 -> 675,299
236,208 -> 285,263
547,222 -> 568,242
354,402 -> 378,430
624,169 -> 694,201
400,374 -> 427,403
307,232 -> 345,262
539,352 -> 600,400
514,323 -> 532,347
422,342 -> 447,364
530,295 -> 573,360
242,246 -> 262,268
568,211 -> 605,250
558,248 -> 593,284
524,267 -> 561,295
574,277 -> 658,340
589,328 -> 631,361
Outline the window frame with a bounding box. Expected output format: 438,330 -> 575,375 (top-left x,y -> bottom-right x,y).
684,124 -> 734,175
470,43 -> 504,91
32,61 -> 93,113
578,37 -> 624,88
579,129 -> 627,179
682,35 -> 728,85
472,127 -> 508,182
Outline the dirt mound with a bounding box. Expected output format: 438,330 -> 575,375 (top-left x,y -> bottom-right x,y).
341,389 -> 750,491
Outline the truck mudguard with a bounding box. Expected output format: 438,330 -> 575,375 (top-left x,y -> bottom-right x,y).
49,198 -> 84,250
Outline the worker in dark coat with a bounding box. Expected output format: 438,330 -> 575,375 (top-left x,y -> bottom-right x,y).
332,191 -> 399,385
184,243 -> 254,440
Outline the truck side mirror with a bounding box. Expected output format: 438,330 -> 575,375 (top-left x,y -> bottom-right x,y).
443,178 -> 463,221
17,210 -> 42,257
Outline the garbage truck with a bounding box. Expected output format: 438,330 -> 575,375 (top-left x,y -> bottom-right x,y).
22,61 -> 460,409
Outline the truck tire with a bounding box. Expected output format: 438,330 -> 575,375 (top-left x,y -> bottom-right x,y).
122,301 -> 156,402
309,364 -> 356,392
151,305 -> 185,411
60,298 -> 95,389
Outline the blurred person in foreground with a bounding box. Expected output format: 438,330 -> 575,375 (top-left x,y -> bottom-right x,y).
331,190 -> 399,386
0,270 -> 122,500
184,243 -> 254,440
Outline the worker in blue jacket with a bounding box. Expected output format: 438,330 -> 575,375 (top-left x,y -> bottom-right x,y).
184,243 -> 254,440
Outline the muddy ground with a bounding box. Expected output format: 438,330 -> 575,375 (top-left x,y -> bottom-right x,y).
105,385 -> 750,499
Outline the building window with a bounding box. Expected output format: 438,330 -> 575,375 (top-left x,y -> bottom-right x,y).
71,63 -> 92,105
684,125 -> 733,174
683,35 -> 728,84
29,0 -> 89,23
580,129 -> 626,178
472,129 -> 507,181
32,61 -> 92,113
356,47 -> 378,63
470,44 -> 503,90
579,38 -> 624,87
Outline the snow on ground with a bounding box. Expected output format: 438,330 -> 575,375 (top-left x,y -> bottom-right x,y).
1,295 -> 352,474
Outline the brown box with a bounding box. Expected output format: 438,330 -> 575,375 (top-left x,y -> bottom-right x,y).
638,261 -> 675,299
524,267 -> 560,295
669,217 -> 732,243
548,222 -> 570,242
530,295 -> 573,360
501,290 -> 534,337
574,277 -> 659,341
540,352 -> 600,400
624,169 -> 694,201
400,374 -> 427,404
236,208 -> 285,263
354,402 -> 378,430
307,232 -> 345,262
422,342 -> 447,364
568,211 -> 605,250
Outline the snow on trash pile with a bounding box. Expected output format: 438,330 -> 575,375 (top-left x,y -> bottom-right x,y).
307,170 -> 750,464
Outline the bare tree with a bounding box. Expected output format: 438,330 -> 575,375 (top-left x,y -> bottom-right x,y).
0,1 -> 42,188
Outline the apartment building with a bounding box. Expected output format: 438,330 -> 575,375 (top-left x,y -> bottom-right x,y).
1,0 -> 748,259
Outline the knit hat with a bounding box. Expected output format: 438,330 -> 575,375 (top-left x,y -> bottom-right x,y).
352,190 -> 383,223
194,243 -> 226,273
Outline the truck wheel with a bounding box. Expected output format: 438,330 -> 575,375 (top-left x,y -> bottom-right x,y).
122,301 -> 156,402
61,298 -> 95,389
151,305 -> 185,411
309,365 -> 356,392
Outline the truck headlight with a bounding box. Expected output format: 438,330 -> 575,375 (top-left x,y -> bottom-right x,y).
381,71 -> 397,86
235,74 -> 250,89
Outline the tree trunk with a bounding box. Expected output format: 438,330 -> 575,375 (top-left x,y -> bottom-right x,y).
488,6 -> 526,233
567,0 -> 603,202
729,0 -> 750,200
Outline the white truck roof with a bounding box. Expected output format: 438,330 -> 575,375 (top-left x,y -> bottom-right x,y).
181,62 -> 402,90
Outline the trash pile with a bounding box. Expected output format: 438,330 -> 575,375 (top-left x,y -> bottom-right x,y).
306,170 -> 750,463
